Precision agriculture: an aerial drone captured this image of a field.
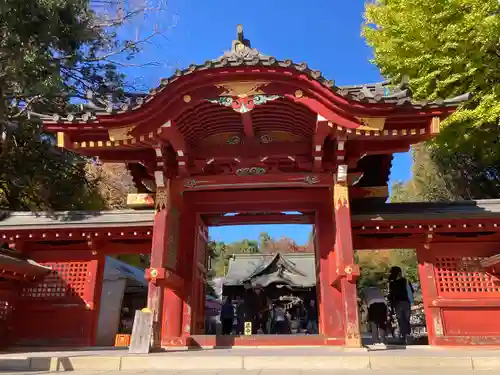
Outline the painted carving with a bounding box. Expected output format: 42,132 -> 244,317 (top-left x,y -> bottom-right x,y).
288,175 -> 320,185
126,193 -> 155,208
235,167 -> 267,176
334,183 -> 349,209
227,135 -> 242,144
214,81 -> 269,97
184,179 -> 198,188
200,132 -> 242,146
260,134 -> 272,144
207,94 -> 282,114
183,179 -> 215,189
356,117 -> 386,131
155,186 -> 169,212
303,176 -> 320,185
108,125 -> 135,141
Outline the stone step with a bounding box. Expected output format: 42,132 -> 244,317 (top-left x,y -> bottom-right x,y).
1,350 -> 500,372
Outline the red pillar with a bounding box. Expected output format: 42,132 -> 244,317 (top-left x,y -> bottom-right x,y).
89,253 -> 106,346
315,206 -> 344,340
190,216 -> 208,334
416,244 -> 443,346
178,208 -> 196,337
332,175 -> 361,347
145,178 -> 184,347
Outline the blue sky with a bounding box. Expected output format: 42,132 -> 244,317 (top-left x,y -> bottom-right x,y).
121,0 -> 413,245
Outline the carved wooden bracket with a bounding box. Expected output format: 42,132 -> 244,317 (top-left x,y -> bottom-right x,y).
331,264 -> 360,286
145,267 -> 184,290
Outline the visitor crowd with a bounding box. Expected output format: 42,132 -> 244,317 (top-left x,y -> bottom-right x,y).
220,283 -> 318,335
216,266 -> 415,345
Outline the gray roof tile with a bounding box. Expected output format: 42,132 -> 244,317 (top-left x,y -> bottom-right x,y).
0,210 -> 154,230
31,26 -> 471,124
351,199 -> 500,221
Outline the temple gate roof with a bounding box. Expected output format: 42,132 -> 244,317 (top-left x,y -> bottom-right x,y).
31,25 -> 471,202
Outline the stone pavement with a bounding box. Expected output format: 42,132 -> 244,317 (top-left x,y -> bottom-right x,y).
0,371 -> 498,375
1,346 -> 500,372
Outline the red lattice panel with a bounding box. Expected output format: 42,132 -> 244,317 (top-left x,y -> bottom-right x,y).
21,262 -> 89,301
13,258 -> 100,346
435,257 -> 500,296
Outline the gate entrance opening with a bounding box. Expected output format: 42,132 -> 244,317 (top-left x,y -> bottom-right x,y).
204,221 -> 318,339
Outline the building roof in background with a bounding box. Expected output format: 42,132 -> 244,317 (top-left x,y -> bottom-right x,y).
224,253 -> 315,288
103,256 -> 147,288
350,199 -> 500,221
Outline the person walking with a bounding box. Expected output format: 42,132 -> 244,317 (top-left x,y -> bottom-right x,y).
388,266 -> 414,344
361,282 -> 388,346
220,296 -> 234,335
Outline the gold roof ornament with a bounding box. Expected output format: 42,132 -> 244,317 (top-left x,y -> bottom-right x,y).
356,117 -> 386,131
108,125 -> 136,141
214,81 -> 269,98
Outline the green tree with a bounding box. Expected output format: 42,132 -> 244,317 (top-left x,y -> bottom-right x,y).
0,0 -> 164,210
229,239 -> 259,254
357,249 -> 419,294
208,240 -> 229,277
364,0 -> 500,199
1,124 -> 102,210
390,144 -> 459,203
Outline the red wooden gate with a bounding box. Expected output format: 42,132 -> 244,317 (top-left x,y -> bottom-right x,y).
13,251 -> 103,346
191,217 -> 208,334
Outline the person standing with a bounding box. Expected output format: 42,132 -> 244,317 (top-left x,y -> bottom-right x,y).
388,266 -> 414,344
220,296 -> 234,335
271,302 -> 288,334
361,283 -> 388,346
306,299 -> 318,334
235,299 -> 245,334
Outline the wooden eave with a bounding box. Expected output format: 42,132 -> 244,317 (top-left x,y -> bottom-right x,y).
0,250 -> 51,281
39,26 -> 469,159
